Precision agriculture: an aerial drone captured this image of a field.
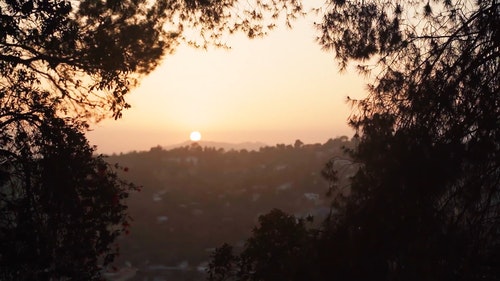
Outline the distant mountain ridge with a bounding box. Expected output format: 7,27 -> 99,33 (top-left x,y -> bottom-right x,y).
163,140 -> 268,151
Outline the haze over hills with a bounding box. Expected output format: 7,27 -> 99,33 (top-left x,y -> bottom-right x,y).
162,140 -> 269,152
106,136 -> 356,281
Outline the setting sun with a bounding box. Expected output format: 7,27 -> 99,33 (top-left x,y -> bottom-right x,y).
190,131 -> 202,141
86,9 -> 363,154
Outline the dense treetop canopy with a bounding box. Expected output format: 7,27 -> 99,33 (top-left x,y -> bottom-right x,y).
318,0 -> 498,135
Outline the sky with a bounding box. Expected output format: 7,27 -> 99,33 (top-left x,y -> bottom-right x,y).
86,10 -> 367,154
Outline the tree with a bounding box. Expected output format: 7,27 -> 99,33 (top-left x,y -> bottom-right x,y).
1,0 -> 303,279
0,109 -> 135,280
208,0 -> 498,280
294,139 -> 304,148
207,209 -> 319,281
316,0 -> 499,280
0,0 -> 303,121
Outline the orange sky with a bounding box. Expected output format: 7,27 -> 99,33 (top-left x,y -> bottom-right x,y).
86,11 -> 367,154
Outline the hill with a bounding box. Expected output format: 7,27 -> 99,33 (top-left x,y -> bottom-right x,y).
162,140 -> 268,152
105,137 -> 357,281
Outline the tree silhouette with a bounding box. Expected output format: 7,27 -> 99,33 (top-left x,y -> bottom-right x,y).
1,0 -> 303,279
317,0 -> 499,279
208,1 -> 499,280
0,0 -> 303,121
0,109 -> 136,280
207,209 -> 319,281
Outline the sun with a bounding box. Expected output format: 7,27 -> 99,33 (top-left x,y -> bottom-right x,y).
190,131 -> 202,142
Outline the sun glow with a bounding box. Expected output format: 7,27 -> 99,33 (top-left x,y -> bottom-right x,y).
190,131 -> 202,141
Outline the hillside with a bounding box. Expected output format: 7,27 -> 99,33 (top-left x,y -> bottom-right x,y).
105,137 -> 357,281
162,140 -> 268,152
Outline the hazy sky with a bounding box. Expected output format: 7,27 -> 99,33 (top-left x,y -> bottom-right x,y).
86,10 -> 367,154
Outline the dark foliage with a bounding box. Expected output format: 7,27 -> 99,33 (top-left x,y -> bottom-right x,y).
0,0 -> 303,120
318,0 -> 499,279
209,1 -> 499,280
0,107 -> 136,280
1,0 -> 304,279
207,209 -> 319,281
